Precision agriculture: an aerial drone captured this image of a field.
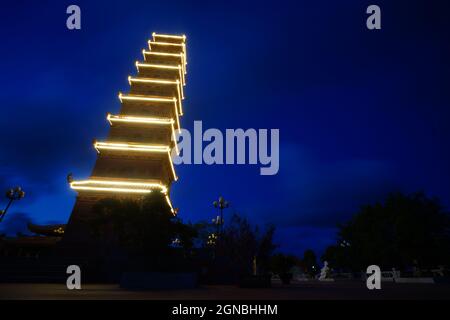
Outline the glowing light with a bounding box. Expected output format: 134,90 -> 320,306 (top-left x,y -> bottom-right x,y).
70,179 -> 168,193
148,41 -> 185,48
166,151 -> 178,181
117,93 -> 180,129
94,141 -> 169,153
142,50 -> 183,58
177,79 -> 184,100
165,194 -> 176,215
107,113 -> 173,125
152,32 -> 186,42
93,142 -> 178,181
106,114 -> 180,154
135,62 -> 185,86
70,185 -> 153,194
128,76 -> 184,112
128,77 -> 176,85
118,92 -> 175,103
135,61 -> 180,70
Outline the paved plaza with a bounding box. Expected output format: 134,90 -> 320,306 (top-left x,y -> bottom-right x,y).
1,281 -> 450,300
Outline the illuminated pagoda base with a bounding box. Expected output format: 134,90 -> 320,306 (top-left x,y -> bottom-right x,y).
63,32 -> 188,244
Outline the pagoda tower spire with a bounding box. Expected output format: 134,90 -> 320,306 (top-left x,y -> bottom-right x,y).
64,33 -> 187,241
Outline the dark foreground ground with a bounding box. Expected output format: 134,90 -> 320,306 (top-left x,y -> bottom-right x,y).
1,281 -> 450,300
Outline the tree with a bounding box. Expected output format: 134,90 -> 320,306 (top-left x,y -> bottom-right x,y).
172,218 -> 198,252
192,220 -> 218,248
217,214 -> 277,275
323,192 -> 450,271
270,253 -> 297,275
321,245 -> 347,271
90,192 -> 179,255
303,249 -> 318,276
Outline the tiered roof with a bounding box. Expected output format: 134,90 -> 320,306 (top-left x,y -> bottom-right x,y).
70,32 -> 188,214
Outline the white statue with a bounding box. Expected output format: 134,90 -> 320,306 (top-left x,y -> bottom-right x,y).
319,261 -> 331,280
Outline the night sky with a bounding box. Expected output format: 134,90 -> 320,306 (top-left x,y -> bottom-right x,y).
1,0 -> 449,257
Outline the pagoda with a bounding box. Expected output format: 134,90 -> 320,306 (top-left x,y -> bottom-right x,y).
63,32 -> 187,242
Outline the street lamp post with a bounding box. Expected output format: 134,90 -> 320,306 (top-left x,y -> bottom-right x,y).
213,196 -> 229,236
0,187 -> 25,223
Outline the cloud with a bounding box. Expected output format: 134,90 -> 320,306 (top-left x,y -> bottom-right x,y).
0,95 -> 101,204
0,212 -> 33,236
246,143 -> 399,228
274,225 -> 338,258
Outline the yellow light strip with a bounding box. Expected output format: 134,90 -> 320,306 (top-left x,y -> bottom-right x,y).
142,50 -> 183,58
148,41 -> 184,47
93,142 -> 178,181
128,76 -> 177,85
94,141 -> 169,153
178,79 -> 184,99
118,93 -> 180,129
152,32 -> 186,41
179,64 -> 185,88
71,179 -> 168,192
142,50 -> 186,75
118,92 -> 175,103
107,113 -> 173,125
148,41 -> 187,68
136,61 -> 180,70
170,121 -> 179,154
128,76 -> 184,112
135,62 -> 185,86
165,194 -> 176,215
106,114 -> 180,155
71,185 -> 152,194
167,149 -> 178,181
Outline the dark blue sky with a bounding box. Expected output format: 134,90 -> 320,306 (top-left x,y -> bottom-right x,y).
1,0 -> 449,257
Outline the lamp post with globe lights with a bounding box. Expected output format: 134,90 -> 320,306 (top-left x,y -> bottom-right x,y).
213,196 -> 229,236
0,187 -> 26,223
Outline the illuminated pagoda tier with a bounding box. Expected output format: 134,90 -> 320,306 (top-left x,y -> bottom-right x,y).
64,33 -> 187,242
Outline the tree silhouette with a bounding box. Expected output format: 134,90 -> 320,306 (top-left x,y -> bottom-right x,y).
217,214 -> 276,275
270,253 -> 297,275
90,192 -> 193,256
323,192 -> 450,271
303,249 -> 318,276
